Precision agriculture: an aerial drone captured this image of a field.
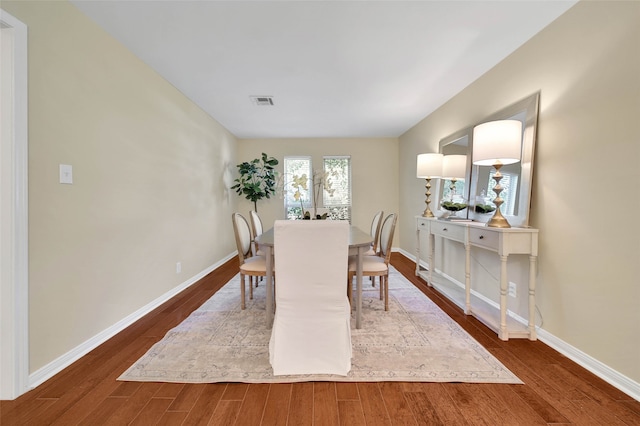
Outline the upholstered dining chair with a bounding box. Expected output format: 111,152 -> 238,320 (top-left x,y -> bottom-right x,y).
269,220 -> 352,376
231,212 -> 271,310
348,213 -> 397,311
364,210 -> 384,256
364,210 -> 384,288
249,210 -> 264,257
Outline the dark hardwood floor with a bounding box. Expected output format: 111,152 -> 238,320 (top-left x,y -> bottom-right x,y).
2,253 -> 638,425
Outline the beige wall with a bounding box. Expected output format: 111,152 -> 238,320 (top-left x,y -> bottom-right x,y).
3,1 -> 238,372
236,138 -> 399,234
399,1 -> 640,382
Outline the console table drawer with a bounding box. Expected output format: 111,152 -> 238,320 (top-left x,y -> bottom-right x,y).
431,221 -> 466,242
469,228 -> 499,250
417,218 -> 430,231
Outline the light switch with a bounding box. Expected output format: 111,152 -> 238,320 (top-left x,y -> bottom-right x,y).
59,164 -> 73,184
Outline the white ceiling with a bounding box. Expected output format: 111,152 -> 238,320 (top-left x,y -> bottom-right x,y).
71,0 -> 577,139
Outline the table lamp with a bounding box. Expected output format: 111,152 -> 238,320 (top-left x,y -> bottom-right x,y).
416,153 -> 443,217
472,120 -> 522,228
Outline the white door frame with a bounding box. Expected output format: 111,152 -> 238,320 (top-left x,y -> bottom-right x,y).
0,9 -> 29,400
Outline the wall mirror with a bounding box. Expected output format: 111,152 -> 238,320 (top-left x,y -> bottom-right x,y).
434,92 -> 540,225
468,92 -> 540,227
435,127 -> 473,219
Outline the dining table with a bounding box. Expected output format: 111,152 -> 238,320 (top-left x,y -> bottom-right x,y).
255,225 -> 373,329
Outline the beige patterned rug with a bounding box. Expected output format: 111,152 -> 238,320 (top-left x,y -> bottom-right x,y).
118,267 -> 522,384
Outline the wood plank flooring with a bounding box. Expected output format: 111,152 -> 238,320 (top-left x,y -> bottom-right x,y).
2,253 -> 638,425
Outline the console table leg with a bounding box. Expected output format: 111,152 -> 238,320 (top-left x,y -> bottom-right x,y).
528,254 -> 538,340
427,233 -> 435,287
464,243 -> 471,315
415,227 -> 420,276
499,255 -> 509,341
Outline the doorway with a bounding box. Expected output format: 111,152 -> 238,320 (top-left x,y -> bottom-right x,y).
0,9 -> 29,400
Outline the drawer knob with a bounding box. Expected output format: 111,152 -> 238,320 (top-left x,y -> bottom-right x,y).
479,235 -> 484,239
443,228 -> 448,231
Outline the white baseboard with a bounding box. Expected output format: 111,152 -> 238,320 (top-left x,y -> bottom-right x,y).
396,250 -> 640,402
28,252 -> 236,390
396,248 -> 413,259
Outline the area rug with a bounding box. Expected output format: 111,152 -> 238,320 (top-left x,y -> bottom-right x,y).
118,267 -> 522,384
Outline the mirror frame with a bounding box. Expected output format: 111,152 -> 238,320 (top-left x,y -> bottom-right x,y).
435,127 -> 473,218
468,92 -> 540,227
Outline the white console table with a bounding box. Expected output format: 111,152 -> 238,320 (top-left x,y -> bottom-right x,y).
415,216 -> 539,341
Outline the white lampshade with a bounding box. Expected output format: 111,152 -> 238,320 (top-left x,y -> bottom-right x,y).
472,120 -> 522,166
416,153 -> 443,178
442,155 -> 467,179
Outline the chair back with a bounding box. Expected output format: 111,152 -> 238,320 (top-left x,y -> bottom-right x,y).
249,210 -> 263,239
249,210 -> 264,256
269,220 -> 352,376
378,213 -> 397,264
231,213 -> 253,265
370,210 -> 384,253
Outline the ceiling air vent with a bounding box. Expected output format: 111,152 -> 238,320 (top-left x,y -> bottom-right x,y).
250,96 -> 274,106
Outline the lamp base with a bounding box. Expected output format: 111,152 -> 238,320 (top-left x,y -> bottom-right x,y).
486,208 -> 511,228
422,208 -> 435,218
422,178 -> 435,218
485,163 -> 511,228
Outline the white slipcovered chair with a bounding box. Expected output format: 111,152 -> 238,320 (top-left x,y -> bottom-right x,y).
269,220 -> 352,376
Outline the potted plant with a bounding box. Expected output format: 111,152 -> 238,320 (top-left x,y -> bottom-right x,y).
231,153 -> 279,212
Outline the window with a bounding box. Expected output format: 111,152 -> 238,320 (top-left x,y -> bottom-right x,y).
323,156 -> 351,222
283,156 -> 352,222
283,156 -> 312,220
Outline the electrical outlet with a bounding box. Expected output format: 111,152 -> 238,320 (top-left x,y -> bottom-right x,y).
176,262 -> 181,274
508,281 -> 517,298
59,164 -> 73,184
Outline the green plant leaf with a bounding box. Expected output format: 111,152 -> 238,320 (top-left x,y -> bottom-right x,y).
232,153 -> 280,212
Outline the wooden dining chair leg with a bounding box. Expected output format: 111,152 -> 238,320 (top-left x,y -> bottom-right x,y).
379,276 -> 383,300
347,273 -> 353,309
384,275 -> 389,311
249,276 -> 254,300
240,274 -> 246,310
